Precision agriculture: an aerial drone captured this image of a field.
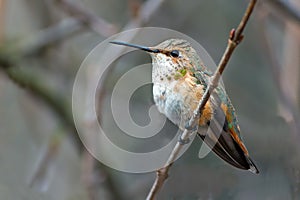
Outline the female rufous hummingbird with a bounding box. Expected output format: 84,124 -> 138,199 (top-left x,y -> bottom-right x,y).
110,39 -> 259,174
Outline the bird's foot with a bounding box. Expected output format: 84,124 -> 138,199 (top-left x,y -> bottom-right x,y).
184,122 -> 198,131
178,135 -> 191,145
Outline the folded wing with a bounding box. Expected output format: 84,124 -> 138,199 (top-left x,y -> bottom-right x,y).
198,87 -> 259,173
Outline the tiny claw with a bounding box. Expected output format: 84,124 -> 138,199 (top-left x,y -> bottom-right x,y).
230,29 -> 235,40
178,135 -> 191,145
185,122 -> 197,131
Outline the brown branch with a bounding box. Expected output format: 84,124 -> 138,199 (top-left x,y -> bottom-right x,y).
146,0 -> 258,199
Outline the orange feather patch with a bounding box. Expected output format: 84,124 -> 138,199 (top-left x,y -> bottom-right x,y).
221,103 -> 249,155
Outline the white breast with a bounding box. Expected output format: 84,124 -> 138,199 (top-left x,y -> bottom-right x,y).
152,83 -> 184,126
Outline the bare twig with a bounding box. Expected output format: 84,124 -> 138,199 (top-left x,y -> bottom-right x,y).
146,1 -> 258,199
55,0 -> 118,37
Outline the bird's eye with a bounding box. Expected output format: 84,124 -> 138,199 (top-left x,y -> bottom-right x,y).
170,50 -> 180,58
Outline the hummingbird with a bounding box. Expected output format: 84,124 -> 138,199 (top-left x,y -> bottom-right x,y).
110,39 -> 259,174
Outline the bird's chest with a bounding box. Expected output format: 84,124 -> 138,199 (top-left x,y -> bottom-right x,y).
153,79 -> 205,127
153,83 -> 183,126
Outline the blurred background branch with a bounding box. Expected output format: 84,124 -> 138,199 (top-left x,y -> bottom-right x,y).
6,67 -> 77,136
258,1 -> 300,199
19,18 -> 84,57
257,5 -> 300,141
54,0 -> 118,37
0,0 -> 168,199
265,0 -> 300,26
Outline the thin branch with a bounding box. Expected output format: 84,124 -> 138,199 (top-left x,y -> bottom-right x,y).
146,0 -> 258,199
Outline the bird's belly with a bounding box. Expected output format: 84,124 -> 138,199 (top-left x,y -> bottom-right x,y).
153,84 -> 189,127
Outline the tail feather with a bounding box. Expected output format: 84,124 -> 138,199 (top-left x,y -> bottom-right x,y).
196,91 -> 259,174
198,132 -> 259,173
197,115 -> 259,174
198,134 -> 248,170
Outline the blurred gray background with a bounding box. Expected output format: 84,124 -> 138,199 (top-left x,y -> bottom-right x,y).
0,0 -> 300,199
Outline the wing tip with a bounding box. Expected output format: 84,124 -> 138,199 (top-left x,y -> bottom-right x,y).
247,157 -> 259,174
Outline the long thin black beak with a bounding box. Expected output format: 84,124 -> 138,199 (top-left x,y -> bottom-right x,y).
110,41 -> 160,53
